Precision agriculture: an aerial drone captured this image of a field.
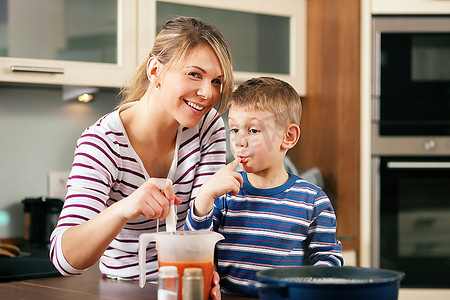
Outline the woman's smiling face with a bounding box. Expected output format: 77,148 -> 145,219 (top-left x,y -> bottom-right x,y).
158,45 -> 224,128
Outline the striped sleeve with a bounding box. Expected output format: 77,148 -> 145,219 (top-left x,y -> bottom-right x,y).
49,127 -> 120,276
184,206 -> 215,231
305,189 -> 344,267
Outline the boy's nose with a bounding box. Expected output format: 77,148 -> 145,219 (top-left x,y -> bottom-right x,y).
234,134 -> 248,148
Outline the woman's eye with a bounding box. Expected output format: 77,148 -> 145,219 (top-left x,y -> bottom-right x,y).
188,72 -> 201,79
212,78 -> 222,85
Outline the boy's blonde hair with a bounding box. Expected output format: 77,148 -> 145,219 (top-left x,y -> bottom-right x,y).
119,17 -> 233,113
228,77 -> 302,127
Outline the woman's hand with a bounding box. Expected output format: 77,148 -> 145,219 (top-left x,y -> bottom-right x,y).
119,178 -> 182,221
211,271 -> 221,300
194,158 -> 243,216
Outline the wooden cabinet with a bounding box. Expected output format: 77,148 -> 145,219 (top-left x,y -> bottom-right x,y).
137,0 -> 307,95
372,0 -> 450,14
289,0 -> 361,263
0,0 -> 137,88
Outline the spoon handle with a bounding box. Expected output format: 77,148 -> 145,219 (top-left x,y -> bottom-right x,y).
166,205 -> 177,232
154,178 -> 177,232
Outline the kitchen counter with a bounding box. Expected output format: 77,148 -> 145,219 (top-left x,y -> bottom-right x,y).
0,247 -> 61,282
0,262 -> 252,300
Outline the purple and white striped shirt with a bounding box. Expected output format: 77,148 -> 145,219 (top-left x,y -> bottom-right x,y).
50,102 -> 226,280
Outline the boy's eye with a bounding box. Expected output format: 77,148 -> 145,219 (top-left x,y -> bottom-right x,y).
230,128 -> 239,134
249,128 -> 260,134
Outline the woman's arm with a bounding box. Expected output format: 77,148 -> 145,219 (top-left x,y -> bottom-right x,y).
62,178 -> 181,270
61,179 -> 179,270
61,200 -> 128,270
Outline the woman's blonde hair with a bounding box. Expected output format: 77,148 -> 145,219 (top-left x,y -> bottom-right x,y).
228,77 -> 302,127
119,17 -> 233,112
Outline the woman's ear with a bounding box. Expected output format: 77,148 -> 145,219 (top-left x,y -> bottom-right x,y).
281,124 -> 300,150
147,57 -> 161,86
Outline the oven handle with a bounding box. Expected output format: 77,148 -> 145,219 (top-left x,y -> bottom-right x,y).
387,162 -> 450,169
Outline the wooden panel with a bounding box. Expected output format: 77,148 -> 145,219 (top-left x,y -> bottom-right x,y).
289,0 -> 361,263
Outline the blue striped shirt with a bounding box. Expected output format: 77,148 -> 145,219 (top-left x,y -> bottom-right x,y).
185,172 -> 343,297
50,102 -> 226,280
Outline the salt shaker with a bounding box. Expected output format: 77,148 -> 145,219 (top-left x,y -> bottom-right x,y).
182,267 -> 204,300
158,266 -> 179,300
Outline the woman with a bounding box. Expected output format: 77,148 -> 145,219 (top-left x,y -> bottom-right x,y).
50,17 -> 233,299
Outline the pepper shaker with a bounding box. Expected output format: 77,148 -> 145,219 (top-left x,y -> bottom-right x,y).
182,267 -> 204,300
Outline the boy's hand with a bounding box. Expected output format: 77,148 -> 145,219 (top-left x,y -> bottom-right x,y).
194,158 -> 243,216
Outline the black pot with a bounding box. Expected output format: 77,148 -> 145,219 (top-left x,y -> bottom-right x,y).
257,266 -> 405,300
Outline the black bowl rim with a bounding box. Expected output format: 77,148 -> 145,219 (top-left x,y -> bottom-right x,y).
257,266 -> 405,286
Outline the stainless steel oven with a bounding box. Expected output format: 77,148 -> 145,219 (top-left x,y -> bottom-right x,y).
372,156 -> 450,288
372,15 -> 450,289
372,16 -> 450,137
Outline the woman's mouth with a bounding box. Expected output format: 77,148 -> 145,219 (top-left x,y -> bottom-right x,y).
184,99 -> 205,111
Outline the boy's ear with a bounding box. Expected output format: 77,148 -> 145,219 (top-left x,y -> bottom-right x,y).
281,124 -> 300,150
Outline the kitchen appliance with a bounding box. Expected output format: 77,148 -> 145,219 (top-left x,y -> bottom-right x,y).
372,15 -> 450,290
138,231 -> 224,300
22,197 -> 63,249
373,157 -> 450,288
256,266 -> 404,300
372,16 -> 450,137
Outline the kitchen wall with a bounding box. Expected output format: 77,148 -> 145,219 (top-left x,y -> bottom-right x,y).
0,84 -> 119,238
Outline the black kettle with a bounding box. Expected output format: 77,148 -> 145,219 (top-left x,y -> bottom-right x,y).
22,197 -> 64,249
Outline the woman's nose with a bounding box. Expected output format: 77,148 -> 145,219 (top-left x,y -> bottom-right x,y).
197,81 -> 213,100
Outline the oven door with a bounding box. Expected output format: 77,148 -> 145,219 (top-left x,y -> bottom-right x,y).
376,156 -> 450,288
379,33 -> 450,136
373,16 -> 450,136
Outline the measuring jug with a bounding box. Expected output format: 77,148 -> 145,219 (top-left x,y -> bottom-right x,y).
139,231 -> 224,300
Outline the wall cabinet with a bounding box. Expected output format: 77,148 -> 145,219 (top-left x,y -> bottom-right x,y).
372,0 -> 450,14
0,0 -> 137,88
138,0 -> 307,95
0,0 -> 306,93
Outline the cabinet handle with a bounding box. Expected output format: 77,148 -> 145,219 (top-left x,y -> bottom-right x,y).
10,65 -> 64,74
387,162 -> 450,169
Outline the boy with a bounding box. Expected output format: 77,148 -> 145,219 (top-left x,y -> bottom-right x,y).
184,77 -> 343,297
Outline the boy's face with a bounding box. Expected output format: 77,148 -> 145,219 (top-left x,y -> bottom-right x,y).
228,107 -> 286,174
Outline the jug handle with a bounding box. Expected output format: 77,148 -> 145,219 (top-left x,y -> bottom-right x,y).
138,233 -> 156,288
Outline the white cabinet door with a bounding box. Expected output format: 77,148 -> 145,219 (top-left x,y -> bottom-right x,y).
0,0 -> 137,88
137,0 -> 306,95
372,0 -> 450,14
